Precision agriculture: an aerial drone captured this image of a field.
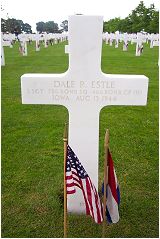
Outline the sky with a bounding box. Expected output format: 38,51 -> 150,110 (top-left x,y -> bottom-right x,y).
1,0 -> 159,32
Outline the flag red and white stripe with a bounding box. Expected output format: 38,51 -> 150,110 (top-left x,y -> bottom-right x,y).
102,149 -> 120,223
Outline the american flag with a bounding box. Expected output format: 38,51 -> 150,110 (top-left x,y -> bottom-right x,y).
66,145 -> 103,224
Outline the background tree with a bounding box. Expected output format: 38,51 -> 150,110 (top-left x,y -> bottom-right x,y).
22,23 -> 32,33
60,20 -> 68,32
14,19 -> 24,33
118,17 -> 132,33
103,1 -> 159,33
103,17 -> 121,32
1,18 -> 7,32
45,21 -> 59,33
36,21 -> 45,33
1,18 -> 32,33
147,4 -> 159,33
129,1 -> 150,32
36,21 -> 59,33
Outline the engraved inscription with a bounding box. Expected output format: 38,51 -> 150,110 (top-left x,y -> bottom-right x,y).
26,79 -> 143,103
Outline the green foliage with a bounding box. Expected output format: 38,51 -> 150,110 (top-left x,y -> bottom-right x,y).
1,18 -> 32,34
1,41 -> 159,238
36,21 -> 46,33
103,18 -> 121,33
60,20 -> 68,32
148,10 -> 159,33
45,21 -> 59,33
23,23 -> 33,33
36,21 -> 59,33
104,1 -> 159,33
1,18 -> 7,32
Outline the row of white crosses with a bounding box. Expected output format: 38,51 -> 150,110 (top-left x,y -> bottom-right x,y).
18,33 -> 68,54
2,30 -> 158,65
1,32 -> 68,60
103,32 -> 159,56
19,32 -> 68,48
103,32 -> 159,47
2,32 -> 159,50
21,15 -> 149,213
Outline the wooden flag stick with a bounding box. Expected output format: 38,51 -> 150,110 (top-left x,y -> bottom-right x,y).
63,123 -> 68,238
102,129 -> 109,237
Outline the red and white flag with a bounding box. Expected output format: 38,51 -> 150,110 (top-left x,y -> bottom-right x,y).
102,149 -> 120,223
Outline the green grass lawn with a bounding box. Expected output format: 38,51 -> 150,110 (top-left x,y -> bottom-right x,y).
2,41 -> 159,238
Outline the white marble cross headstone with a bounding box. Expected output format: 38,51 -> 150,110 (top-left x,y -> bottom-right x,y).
2,39 -> 11,47
115,33 -> 119,48
150,33 -> 159,48
153,40 -> 159,47
136,33 -> 143,56
1,43 -> 5,66
123,33 -> 128,51
44,33 -> 48,48
19,38 -> 27,56
21,15 -> 149,213
104,32 -> 109,44
150,34 -> 154,48
109,33 -> 114,46
35,34 -> 40,51
1,34 -> 11,66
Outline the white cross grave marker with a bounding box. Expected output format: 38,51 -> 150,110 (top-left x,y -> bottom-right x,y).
136,33 -> 143,56
19,38 -> 27,56
1,43 -> 5,66
123,33 -> 128,51
115,33 -> 119,48
21,15 -> 149,213
44,33 -> 48,48
109,33 -> 113,46
35,34 -> 40,51
104,32 -> 109,44
1,34 -> 11,66
153,40 -> 159,47
150,34 -> 154,48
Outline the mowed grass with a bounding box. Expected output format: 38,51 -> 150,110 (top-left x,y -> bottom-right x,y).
2,40 -> 159,238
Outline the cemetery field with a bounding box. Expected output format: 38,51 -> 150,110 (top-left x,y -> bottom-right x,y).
2,41 -> 159,238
